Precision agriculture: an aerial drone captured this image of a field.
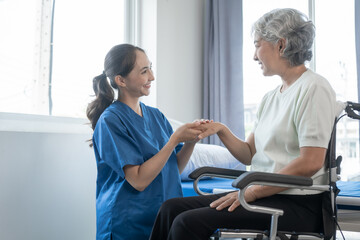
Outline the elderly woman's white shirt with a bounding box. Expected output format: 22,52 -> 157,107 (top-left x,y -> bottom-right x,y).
251,69 -> 338,195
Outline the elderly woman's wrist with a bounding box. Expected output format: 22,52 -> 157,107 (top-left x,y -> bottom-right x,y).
246,187 -> 258,202
216,123 -> 227,136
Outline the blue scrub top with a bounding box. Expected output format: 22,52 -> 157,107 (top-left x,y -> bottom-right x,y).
93,101 -> 183,240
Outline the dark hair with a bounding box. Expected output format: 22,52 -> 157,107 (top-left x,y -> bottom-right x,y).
86,44 -> 145,132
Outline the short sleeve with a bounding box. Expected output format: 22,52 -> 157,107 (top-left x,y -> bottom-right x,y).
159,111 -> 183,153
294,81 -> 336,148
94,114 -> 144,178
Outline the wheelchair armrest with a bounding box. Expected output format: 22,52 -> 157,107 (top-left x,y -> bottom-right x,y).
189,166 -> 246,180
189,167 -> 246,196
231,171 -> 330,235
232,171 -> 313,190
231,172 -> 315,225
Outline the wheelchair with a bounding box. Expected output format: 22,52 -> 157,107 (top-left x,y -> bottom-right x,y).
189,101 -> 360,240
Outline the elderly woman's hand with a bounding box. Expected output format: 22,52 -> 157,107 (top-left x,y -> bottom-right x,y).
210,188 -> 258,212
195,122 -> 225,140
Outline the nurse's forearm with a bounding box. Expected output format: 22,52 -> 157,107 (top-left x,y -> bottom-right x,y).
176,142 -> 196,173
123,136 -> 179,192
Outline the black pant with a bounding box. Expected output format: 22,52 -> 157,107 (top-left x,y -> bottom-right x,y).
149,192 -> 323,240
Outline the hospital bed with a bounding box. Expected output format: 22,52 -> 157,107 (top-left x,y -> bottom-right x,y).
180,101 -> 360,240
336,181 -> 360,232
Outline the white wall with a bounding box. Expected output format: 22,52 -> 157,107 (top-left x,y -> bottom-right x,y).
138,0 -> 158,107
0,113 -> 96,240
156,0 -> 205,123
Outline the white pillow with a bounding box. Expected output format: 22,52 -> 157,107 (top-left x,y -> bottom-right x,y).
180,143 -> 245,181
168,118 -> 183,131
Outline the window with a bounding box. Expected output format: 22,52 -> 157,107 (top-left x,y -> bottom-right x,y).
0,0 -> 126,118
0,0 -> 38,114
243,0 -> 359,181
51,0 -> 125,118
314,0 -> 359,181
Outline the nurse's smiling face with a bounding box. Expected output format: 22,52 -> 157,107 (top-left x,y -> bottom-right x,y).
121,50 -> 155,98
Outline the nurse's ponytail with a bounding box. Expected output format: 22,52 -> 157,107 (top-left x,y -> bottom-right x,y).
86,72 -> 114,131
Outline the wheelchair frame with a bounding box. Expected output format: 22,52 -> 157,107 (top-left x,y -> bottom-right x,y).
189,101 -> 360,240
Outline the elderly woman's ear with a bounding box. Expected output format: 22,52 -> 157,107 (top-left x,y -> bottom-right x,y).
278,38 -> 286,55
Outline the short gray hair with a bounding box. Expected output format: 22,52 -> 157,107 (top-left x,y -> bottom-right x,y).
252,8 -> 315,66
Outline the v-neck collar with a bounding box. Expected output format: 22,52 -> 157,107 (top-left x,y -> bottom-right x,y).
115,101 -> 146,119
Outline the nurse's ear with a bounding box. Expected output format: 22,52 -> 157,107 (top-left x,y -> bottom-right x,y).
115,75 -> 126,88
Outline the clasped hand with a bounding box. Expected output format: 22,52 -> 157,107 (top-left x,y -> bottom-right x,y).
174,120 -> 257,211
173,119 -> 215,143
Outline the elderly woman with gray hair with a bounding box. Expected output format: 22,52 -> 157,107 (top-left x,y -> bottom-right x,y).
149,8 -> 339,240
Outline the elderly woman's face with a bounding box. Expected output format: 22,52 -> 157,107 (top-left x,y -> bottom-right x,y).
253,36 -> 282,76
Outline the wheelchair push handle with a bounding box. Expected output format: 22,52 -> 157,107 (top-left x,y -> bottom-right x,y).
345,101 -> 360,120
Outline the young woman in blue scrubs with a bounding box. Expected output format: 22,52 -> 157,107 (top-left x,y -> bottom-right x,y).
86,44 -> 203,240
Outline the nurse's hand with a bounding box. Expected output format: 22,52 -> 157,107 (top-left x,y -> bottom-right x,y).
187,119 -> 213,143
172,122 -> 203,144
193,119 -> 213,124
